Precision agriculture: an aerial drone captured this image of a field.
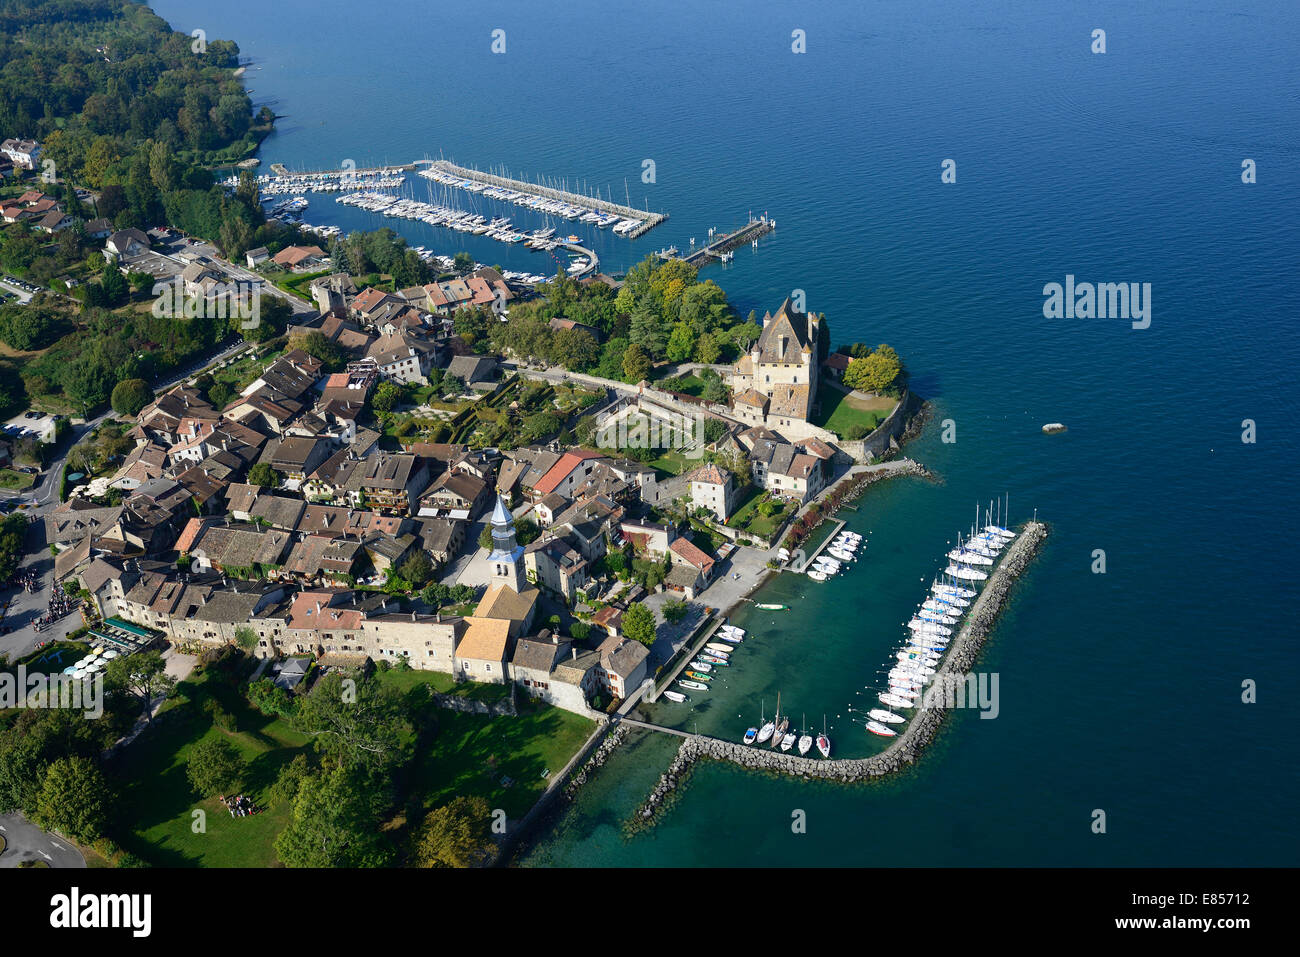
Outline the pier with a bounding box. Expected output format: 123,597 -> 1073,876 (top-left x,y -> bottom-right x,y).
418,160 -> 668,238
679,216 -> 776,267
626,522 -> 1049,825
268,162 -> 414,178
641,615 -> 724,704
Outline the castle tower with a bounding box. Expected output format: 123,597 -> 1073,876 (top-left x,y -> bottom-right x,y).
487,494 -> 526,593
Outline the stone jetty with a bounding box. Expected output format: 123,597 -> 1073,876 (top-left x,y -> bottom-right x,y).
629,521 -> 1049,828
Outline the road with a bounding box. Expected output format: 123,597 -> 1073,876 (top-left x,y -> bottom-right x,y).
0,813 -> 86,868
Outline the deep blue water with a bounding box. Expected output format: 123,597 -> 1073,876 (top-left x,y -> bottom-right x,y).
151,0 -> 1300,865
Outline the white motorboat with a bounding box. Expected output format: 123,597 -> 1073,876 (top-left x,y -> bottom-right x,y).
867,721 -> 898,737
720,625 -> 745,637
662,690 -> 687,703
869,709 -> 905,724
779,732 -> 796,752
827,547 -> 855,563
705,643 -> 734,656
688,660 -> 712,673
807,569 -> 828,582
813,556 -> 841,571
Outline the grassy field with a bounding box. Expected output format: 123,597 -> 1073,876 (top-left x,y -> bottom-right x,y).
660,373 -> 707,396
112,666 -> 310,868
375,667 -> 511,704
407,699 -> 595,819
0,468 -> 34,491
813,380 -> 896,438
727,486 -> 792,539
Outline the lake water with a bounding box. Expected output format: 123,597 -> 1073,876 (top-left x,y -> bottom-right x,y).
151,0 -> 1300,865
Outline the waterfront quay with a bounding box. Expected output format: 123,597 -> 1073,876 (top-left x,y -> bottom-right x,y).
417,159 -> 668,238
627,521 -> 1049,823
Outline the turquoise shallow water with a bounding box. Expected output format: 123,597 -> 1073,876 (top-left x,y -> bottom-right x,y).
150,0 -> 1300,865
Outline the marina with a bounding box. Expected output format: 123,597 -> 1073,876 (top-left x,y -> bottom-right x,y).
416,159 -> 668,238
626,519 -> 1049,816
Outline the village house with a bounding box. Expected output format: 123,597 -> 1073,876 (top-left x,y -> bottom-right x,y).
685,462 -> 736,522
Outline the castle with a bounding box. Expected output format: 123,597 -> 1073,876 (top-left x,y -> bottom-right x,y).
728,297 -> 821,433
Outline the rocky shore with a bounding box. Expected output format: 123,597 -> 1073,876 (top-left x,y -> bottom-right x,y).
626,521 -> 1048,829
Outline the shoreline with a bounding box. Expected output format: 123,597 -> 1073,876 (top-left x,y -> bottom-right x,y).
626,520 -> 1049,832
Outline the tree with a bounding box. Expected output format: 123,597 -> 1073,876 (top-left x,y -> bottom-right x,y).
397,551 -> 434,587
246,678 -> 296,719
521,411 -> 562,442
370,381 -> 403,414
662,600 -> 688,624
291,672 -> 409,773
414,796 -> 495,868
104,651 -> 175,724
234,625 -> 258,652
478,525 -> 495,550
665,322 -> 697,363
622,602 -> 656,647
694,332 -> 721,365
452,251 -> 474,273
844,344 -> 905,395
186,736 -> 247,798
441,373 -> 464,396
34,756 -> 111,844
274,769 -> 394,868
110,378 -> 153,416
247,462 -> 279,488
622,343 -> 651,383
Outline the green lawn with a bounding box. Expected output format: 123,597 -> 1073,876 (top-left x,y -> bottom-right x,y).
0,468 -> 35,491
112,666 -> 310,868
374,667 -> 511,704
407,700 -> 596,819
661,373 -> 707,396
727,486 -> 792,539
650,448 -> 696,476
813,380 -> 896,438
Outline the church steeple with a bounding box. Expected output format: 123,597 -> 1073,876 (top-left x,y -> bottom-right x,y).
487,494 -> 526,592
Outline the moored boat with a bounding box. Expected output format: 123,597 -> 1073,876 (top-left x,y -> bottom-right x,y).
744,727 -> 758,745
662,690 -> 687,703
867,721 -> 898,737
704,643 -> 734,655
869,709 -> 905,724
879,692 -> 914,709
683,670 -> 712,682
780,732 -> 796,752
678,680 -> 708,691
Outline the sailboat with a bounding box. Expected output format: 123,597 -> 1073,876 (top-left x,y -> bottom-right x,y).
771,693 -> 789,749
816,715 -> 831,758
756,700 -> 775,744
797,714 -> 813,756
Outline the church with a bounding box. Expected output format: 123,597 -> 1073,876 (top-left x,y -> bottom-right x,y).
471,494 -> 540,638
